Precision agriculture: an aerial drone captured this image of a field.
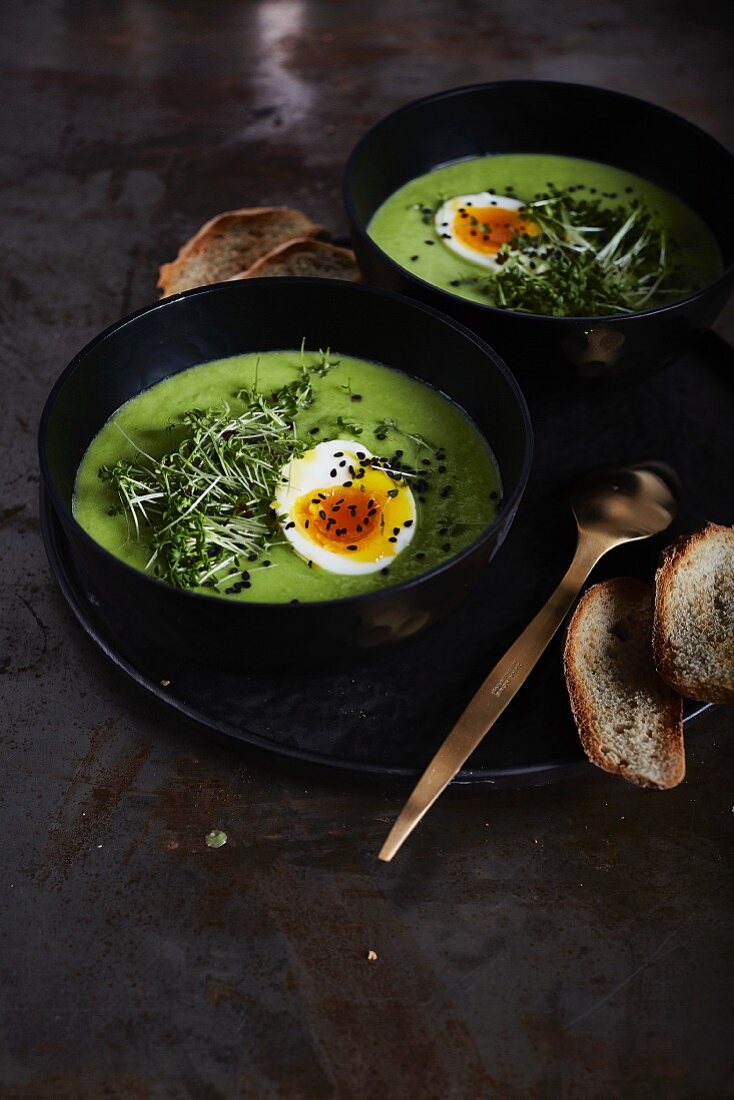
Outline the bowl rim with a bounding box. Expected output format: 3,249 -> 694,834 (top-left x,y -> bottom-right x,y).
38,276 -> 534,612
343,78 -> 734,325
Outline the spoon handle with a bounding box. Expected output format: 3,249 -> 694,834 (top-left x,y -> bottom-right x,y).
378,533 -> 610,862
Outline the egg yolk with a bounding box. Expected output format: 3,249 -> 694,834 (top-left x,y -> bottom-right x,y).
290,462 -> 415,565
452,205 -> 539,255
294,485 -> 387,548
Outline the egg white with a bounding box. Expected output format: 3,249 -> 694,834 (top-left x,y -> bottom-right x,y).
435,191 -> 529,270
273,439 -> 417,575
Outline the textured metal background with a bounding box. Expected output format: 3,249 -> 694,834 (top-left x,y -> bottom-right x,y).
2,1 -> 733,1096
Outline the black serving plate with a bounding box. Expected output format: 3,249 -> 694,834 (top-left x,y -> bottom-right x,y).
40,332 -> 732,785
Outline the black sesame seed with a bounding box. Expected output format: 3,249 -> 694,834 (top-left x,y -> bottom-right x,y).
346,544 -> 358,551
330,468 -> 337,478
262,560 -> 271,567
440,485 -> 452,498
334,451 -> 344,457
449,279 -> 460,286
388,537 -> 397,543
351,394 -> 362,402
318,510 -> 326,520
415,551 -> 425,560
343,480 -> 353,488
421,458 -> 431,466
438,465 -> 447,474
410,254 -> 419,261
403,519 -> 413,527
376,433 -> 386,440
290,598 -> 299,604
241,571 -> 250,580
381,567 -> 389,575
309,426 -> 320,435
286,521 -> 296,529
339,460 -> 346,467
393,527 -> 400,535
395,449 -> 403,457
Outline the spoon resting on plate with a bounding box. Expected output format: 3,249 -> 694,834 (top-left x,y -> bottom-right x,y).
378,462 -> 678,862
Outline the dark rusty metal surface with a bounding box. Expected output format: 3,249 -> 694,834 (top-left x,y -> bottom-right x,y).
2,1 -> 733,1096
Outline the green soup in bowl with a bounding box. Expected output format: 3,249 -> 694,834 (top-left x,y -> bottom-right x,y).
368,153 -> 722,318
74,348 -> 502,603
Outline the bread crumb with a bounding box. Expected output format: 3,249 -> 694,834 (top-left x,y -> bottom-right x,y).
161,679 -> 171,687
366,949 -> 378,962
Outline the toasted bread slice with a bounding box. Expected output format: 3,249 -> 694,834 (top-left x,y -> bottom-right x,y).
230,237 -> 360,282
564,578 -> 684,789
653,523 -> 734,704
157,208 -> 325,296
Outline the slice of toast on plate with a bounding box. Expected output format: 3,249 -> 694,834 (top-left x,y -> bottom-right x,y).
157,207 -> 325,296
564,577 -> 684,789
229,237 -> 360,282
653,523 -> 734,704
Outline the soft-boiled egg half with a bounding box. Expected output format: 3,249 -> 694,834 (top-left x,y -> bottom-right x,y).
273,439 -> 416,575
435,192 -> 540,270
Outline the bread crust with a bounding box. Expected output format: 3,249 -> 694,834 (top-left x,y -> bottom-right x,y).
564,578 -> 684,789
653,523 -> 734,704
157,207 -> 325,296
228,237 -> 360,282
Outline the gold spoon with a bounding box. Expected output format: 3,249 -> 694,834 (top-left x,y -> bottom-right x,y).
379,463 -> 678,862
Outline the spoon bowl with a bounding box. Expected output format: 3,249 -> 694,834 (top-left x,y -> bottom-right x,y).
571,463 -> 678,545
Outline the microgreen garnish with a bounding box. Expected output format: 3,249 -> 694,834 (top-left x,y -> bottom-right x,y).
98,355 -> 334,591
335,414 -> 363,436
373,418 -> 434,451
441,189 -> 697,316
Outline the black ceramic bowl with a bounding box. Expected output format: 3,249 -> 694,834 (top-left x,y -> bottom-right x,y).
39,279 -> 532,669
344,81 -> 734,386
